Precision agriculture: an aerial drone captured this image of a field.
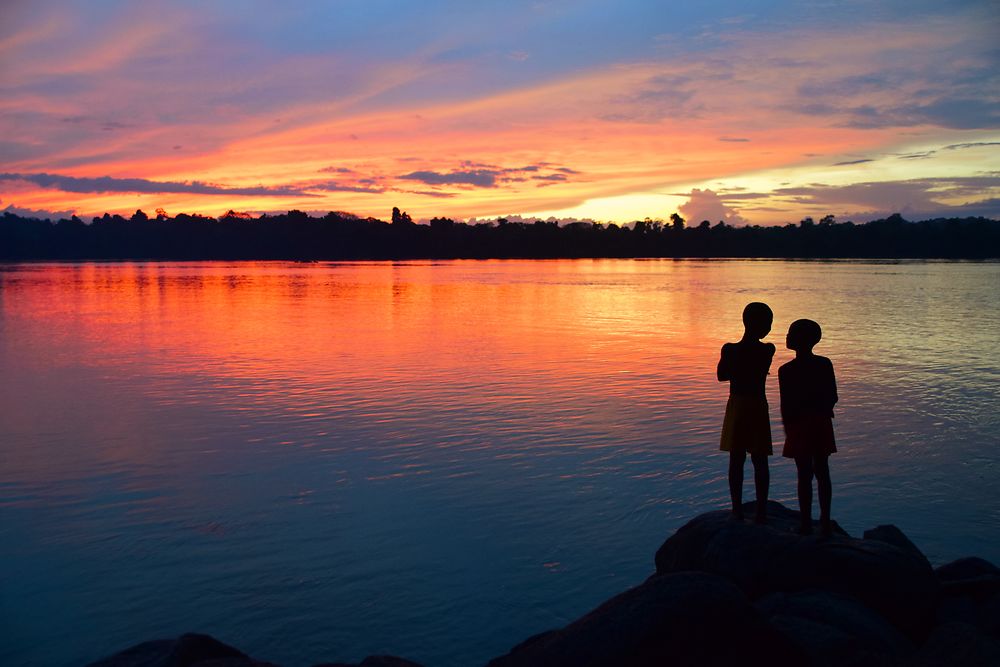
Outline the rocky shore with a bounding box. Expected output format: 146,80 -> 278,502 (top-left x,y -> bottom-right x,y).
88,501 -> 1000,667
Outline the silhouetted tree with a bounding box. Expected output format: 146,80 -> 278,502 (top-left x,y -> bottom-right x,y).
430,217 -> 455,230
391,207 -> 413,225
0,210 -> 996,260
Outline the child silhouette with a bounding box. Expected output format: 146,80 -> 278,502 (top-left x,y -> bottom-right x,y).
779,319 -> 838,536
717,302 -> 775,523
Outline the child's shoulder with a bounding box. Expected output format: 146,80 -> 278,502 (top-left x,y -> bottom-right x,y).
721,340 -> 773,354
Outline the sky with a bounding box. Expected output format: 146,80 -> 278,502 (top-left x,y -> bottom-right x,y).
1,0 -> 998,225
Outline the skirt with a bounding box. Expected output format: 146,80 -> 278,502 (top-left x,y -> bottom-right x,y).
782,413 -> 837,458
720,395 -> 773,455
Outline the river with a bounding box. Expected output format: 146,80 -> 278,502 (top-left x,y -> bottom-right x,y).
1,259 -> 998,666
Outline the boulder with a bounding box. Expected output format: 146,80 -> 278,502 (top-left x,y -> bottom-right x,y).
933,557 -> 1000,640
654,501 -> 938,638
863,525 -> 932,570
913,622 -> 1000,666
314,656 -> 425,667
85,633 -> 275,667
935,593 -> 1000,641
757,589 -> 914,666
934,557 -> 1000,597
87,635 -> 425,667
486,571 -> 805,667
935,557 -> 1000,582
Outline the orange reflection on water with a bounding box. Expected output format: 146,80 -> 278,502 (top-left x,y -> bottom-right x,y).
2,261 -> 722,390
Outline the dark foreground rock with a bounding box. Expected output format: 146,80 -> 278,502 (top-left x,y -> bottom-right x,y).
756,589 -> 914,666
85,633 -> 423,667
487,571 -> 805,667
87,502 -> 999,667
493,501 -> 997,666
316,657 -> 425,667
85,633 -> 276,667
655,500 -> 938,638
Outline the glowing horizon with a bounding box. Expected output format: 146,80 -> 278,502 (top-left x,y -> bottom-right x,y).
1,1 -> 997,225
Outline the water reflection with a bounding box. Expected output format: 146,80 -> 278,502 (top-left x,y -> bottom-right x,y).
1,260 -> 998,667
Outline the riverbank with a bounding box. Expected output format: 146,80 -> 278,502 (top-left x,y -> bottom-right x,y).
88,501 -> 1000,666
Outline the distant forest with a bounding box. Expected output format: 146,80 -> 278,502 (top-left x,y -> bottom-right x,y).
2,208 -> 998,260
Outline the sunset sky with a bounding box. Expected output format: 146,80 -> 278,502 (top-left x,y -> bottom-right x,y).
1,0 -> 998,225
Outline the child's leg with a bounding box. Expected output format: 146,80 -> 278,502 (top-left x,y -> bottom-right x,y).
815,454 -> 832,534
794,455 -> 814,533
750,453 -> 769,523
728,450 -> 746,518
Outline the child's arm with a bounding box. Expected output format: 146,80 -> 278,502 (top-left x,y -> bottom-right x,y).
717,343 -> 732,382
827,358 -> 839,414
778,364 -> 792,424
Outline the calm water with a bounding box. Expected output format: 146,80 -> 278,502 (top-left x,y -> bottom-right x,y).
1,260 -> 998,666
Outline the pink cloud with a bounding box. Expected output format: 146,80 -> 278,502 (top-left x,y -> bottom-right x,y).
678,189 -> 749,226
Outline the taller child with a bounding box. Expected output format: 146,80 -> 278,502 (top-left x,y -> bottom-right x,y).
717,302 -> 775,523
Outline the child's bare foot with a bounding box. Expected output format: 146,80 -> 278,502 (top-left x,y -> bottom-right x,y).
731,509 -> 745,521
796,523 -> 813,536
753,511 -> 767,525
820,519 -> 833,537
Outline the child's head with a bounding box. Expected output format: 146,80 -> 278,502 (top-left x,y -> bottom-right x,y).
787,319 -> 822,352
742,302 -> 773,340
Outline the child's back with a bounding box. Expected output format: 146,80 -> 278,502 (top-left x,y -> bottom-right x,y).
718,339 -> 775,456
718,339 -> 775,398
779,354 -> 837,421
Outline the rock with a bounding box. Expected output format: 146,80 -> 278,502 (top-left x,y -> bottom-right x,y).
932,557 -> 1000,641
314,656 -> 425,667
982,594 -> 1000,639
743,500 -> 852,536
935,557 -> 1000,582
486,571 -> 805,667
87,635 -> 424,667
757,589 -> 914,666
863,525 -> 932,570
85,633 -> 276,667
86,640 -> 177,667
654,501 -> 938,638
913,622 -> 1000,666
934,556 -> 1000,598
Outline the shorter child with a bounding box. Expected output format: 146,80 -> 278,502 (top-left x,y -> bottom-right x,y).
779,319 -> 838,536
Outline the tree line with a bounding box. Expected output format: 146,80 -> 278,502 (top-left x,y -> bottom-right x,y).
1,207 -> 997,260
